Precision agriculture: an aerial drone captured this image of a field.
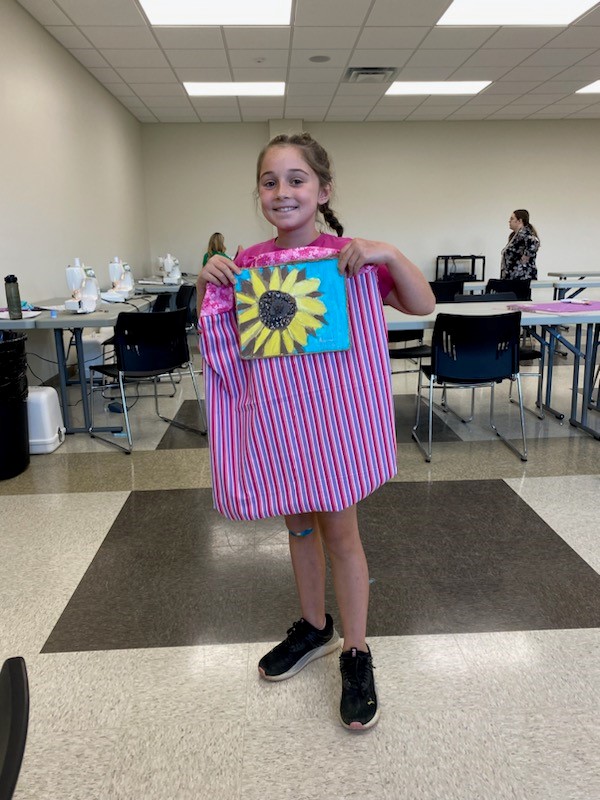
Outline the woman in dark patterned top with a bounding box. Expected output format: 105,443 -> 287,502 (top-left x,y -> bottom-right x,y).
501,209 -> 540,280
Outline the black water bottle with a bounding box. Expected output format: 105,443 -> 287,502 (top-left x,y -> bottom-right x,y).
4,275 -> 23,320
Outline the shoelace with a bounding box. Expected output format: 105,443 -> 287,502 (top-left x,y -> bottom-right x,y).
340,650 -> 375,692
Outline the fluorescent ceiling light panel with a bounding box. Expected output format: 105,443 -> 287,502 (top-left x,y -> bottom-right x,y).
184,82 -> 285,96
576,80 -> 600,93
437,0 -> 598,26
386,81 -> 491,96
139,0 -> 292,26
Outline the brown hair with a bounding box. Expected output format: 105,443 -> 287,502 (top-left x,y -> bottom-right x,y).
513,209 -> 540,240
256,132 -> 344,236
207,232 -> 225,255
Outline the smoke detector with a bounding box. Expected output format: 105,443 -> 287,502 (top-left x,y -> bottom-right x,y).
343,67 -> 398,84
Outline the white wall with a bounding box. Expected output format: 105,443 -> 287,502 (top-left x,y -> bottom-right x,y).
0,0 -> 149,303
142,119 -> 600,282
142,123 -> 273,274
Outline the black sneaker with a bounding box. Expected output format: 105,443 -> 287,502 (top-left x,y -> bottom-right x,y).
258,614 -> 340,681
339,646 -> 379,730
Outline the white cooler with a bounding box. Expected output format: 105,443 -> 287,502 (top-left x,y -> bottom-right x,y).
26,386 -> 66,454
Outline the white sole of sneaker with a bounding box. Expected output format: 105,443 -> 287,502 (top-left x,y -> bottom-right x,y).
340,706 -> 380,731
258,631 -> 341,682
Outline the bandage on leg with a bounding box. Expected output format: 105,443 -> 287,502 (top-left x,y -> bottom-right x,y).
288,527 -> 313,538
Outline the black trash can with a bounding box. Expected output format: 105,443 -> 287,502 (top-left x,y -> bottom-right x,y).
0,332 -> 30,480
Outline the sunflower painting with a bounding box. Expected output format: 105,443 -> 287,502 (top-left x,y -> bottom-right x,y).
235,258 -> 350,359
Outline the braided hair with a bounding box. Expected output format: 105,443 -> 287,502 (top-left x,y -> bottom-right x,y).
256,132 -> 344,237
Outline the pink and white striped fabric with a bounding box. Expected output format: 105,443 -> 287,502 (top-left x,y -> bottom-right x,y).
200,244 -> 397,521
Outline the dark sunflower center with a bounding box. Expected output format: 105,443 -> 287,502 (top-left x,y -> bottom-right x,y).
258,290 -> 297,330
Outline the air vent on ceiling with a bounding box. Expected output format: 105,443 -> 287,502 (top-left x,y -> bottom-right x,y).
343,67 -> 398,84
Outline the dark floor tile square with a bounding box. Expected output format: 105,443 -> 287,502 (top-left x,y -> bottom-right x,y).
393,395 -> 461,444
157,400 -> 208,449
42,480 -> 600,653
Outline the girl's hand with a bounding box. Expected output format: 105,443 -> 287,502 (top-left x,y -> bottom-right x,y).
198,254 -> 241,287
338,238 -> 397,277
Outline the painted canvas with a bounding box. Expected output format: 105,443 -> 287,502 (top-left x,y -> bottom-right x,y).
235,257 -> 350,359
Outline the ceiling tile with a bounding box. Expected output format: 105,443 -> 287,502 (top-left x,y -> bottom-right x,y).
285,110 -> 325,120
223,49 -> 287,69
46,25 -> 92,48
484,81 -> 541,94
575,6 -> 600,25
138,95 -> 193,108
119,97 -> 150,109
295,0 -> 371,27
231,68 -> 287,81
153,110 -> 201,122
419,28 -> 496,49
115,67 -> 178,83
367,0 -> 452,27
290,50 -> 350,68
528,80 -> 593,93
223,27 -> 290,49
366,108 -> 411,120
450,67 -> 511,81
356,27 -> 428,49
483,29 -> 559,49
326,110 -> 368,120
173,68 -> 233,82
419,95 -> 471,106
69,49 -> 110,68
17,0 -> 71,25
291,26 -> 359,49
80,26 -> 157,49
103,83 -> 136,98
405,48 -> 474,67
462,49 -> 535,68
328,95 -> 378,108
153,27 -> 224,49
88,66 -> 122,82
578,49 -> 600,65
500,66 -> 566,81
448,107 -> 500,118
554,65 -> 600,80
54,0 -> 145,25
407,108 -> 453,119
199,112 -> 242,122
335,83 -> 388,96
350,49 -> 414,68
133,112 -> 158,122
165,49 -> 230,69
396,66 -> 455,80
521,48 -> 596,67
287,67 -> 344,82
545,28 -> 600,47
101,49 -> 169,69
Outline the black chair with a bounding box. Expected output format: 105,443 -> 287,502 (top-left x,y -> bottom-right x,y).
152,284 -> 198,330
454,292 -> 518,303
89,309 -> 206,453
412,312 -> 527,462
429,280 -> 465,303
0,657 -> 29,800
485,278 -> 531,300
388,329 -> 431,374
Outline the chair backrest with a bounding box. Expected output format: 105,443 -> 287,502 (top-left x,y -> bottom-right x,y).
113,308 -> 190,373
485,278 -> 531,300
0,657 -> 29,800
431,312 -> 522,383
454,292 -> 517,303
175,284 -> 198,327
429,280 -> 465,303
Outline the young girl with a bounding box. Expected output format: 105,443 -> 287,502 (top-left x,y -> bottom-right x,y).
197,132 -> 434,730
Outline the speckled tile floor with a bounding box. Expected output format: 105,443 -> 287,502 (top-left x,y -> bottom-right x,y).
2,353 -> 599,800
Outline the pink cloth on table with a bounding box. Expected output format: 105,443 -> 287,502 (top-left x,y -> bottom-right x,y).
200,240 -> 397,521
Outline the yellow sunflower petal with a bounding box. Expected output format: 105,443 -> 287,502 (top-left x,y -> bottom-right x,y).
238,305 -> 260,323
281,269 -> 299,293
282,330 -> 294,353
264,330 -> 282,357
296,296 -> 326,316
290,278 -> 320,297
268,269 -> 281,291
288,318 -> 309,346
240,319 -> 264,347
236,293 -> 257,306
253,325 -> 271,353
250,270 -> 267,297
296,310 -> 324,331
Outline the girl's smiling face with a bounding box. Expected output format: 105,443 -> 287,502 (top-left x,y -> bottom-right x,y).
258,145 -> 331,247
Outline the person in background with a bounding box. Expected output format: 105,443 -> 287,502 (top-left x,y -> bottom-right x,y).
501,209 -> 540,280
202,232 -> 242,268
197,132 -> 434,731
